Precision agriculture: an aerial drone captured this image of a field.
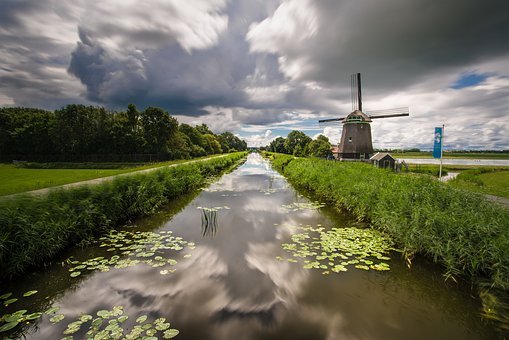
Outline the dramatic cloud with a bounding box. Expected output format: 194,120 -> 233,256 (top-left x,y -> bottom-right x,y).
1,0 -> 508,149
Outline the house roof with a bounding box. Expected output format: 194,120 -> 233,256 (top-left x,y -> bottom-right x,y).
369,152 -> 396,161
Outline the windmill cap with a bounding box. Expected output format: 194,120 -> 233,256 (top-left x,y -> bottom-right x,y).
345,110 -> 372,122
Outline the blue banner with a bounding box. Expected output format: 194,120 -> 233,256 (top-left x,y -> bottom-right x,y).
433,127 -> 443,159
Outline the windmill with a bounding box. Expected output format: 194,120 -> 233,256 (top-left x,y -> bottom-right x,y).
319,73 -> 409,160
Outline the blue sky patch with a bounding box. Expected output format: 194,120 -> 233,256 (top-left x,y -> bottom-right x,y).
451,73 -> 489,89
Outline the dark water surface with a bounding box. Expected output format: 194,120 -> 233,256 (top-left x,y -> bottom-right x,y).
1,154 -> 499,339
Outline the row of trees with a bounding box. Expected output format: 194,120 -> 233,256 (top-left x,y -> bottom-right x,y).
265,130 -> 332,158
0,104 -> 247,161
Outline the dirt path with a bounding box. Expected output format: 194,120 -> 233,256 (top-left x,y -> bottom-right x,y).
485,194 -> 509,208
3,154 -> 230,198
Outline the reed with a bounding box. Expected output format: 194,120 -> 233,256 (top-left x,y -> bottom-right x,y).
266,152 -> 509,290
0,152 -> 246,280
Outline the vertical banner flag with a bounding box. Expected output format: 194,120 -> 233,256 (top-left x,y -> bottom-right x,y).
433,127 -> 443,159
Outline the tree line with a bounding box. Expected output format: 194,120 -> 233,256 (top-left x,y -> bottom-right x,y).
0,104 -> 247,162
264,130 -> 332,158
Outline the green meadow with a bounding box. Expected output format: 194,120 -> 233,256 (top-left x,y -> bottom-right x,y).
392,151 -> 509,159
449,169 -> 509,199
0,155 -> 226,196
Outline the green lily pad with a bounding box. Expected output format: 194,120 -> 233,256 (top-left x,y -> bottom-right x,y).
136,315 -> 147,323
4,298 -> 18,306
163,329 -> 180,338
24,312 -> 43,320
45,306 -> 60,314
23,290 -> 38,297
0,293 -> 12,300
0,321 -> 19,332
50,314 -> 65,323
70,271 -> 81,278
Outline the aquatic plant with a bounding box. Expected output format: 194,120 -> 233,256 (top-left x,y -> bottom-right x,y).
277,225 -> 394,274
0,152 -> 246,280
65,230 -> 194,278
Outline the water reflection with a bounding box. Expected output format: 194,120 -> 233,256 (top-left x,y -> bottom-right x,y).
1,153 -> 501,339
201,209 -> 218,237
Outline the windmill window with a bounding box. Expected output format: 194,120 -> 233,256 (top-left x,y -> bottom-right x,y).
348,137 -> 352,142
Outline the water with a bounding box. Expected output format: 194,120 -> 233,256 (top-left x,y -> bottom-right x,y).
398,158 -> 509,166
0,154 -> 499,339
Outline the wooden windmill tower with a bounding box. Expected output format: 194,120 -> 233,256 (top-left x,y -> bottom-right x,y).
319,73 -> 409,160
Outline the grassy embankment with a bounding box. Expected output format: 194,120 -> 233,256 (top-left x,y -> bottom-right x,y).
392,151 -> 509,159
265,152 -> 509,290
448,168 -> 509,199
0,155 -> 228,196
0,152 -> 247,280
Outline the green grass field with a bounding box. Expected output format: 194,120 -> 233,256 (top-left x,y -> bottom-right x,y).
448,169 -> 509,198
392,152 -> 509,159
0,155 -> 223,196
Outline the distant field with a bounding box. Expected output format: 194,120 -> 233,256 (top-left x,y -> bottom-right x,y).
0,155 -> 221,196
391,152 -> 509,159
448,169 -> 509,198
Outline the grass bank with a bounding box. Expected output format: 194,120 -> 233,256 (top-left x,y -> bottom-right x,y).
0,152 -> 247,280
265,152 -> 509,290
448,168 -> 509,199
0,154 -> 227,196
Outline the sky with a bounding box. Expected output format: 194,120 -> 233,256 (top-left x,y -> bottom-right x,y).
1,0 -> 508,150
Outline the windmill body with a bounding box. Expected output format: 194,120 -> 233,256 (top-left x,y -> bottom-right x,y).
319,73 -> 409,161
337,110 -> 374,160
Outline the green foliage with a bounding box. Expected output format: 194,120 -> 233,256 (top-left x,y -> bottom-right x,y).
0,105 -> 247,162
267,137 -> 286,154
268,153 -> 509,290
284,130 -> 312,156
0,152 -> 246,280
306,135 -> 332,158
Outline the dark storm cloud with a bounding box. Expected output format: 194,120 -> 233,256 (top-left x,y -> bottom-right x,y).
65,0 -> 289,118
248,0 -> 509,92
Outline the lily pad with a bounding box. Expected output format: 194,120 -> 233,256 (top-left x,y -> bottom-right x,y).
163,329 -> 180,338
23,290 -> 38,297
70,271 -> 81,278
45,306 -> 60,314
0,293 -> 12,300
0,321 -> 18,332
50,314 -> 65,323
3,298 -> 18,306
136,315 -> 148,323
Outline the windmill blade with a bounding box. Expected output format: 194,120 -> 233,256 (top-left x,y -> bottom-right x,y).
318,117 -> 345,123
367,107 -> 409,119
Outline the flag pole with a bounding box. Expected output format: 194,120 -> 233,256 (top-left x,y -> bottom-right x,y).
439,124 -> 444,180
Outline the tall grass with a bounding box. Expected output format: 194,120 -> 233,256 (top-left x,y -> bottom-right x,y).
267,153 -> 509,289
0,152 -> 246,280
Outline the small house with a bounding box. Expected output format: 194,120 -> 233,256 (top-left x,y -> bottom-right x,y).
370,152 -> 396,169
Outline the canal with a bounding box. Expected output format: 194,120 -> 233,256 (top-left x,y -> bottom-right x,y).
0,153 -> 499,339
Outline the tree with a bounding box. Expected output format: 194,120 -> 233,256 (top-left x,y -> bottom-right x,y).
284,131 -> 311,155
268,137 -> 286,153
195,123 -> 213,135
202,134 -> 222,154
179,124 -> 206,149
306,135 -> 332,158
140,107 -> 178,154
